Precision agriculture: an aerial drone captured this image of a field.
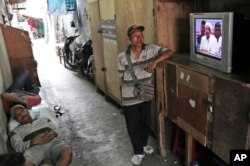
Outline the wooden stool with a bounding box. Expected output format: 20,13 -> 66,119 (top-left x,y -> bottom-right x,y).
55,43 -> 65,65
172,127 -> 201,165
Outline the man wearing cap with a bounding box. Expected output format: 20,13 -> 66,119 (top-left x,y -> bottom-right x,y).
118,25 -> 174,165
200,21 -> 217,56
9,104 -> 72,166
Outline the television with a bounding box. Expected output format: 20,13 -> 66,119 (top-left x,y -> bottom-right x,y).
190,12 -> 244,73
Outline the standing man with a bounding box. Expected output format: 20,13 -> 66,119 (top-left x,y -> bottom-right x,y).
118,25 -> 174,165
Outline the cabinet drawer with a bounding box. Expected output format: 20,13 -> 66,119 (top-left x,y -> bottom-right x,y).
177,67 -> 209,94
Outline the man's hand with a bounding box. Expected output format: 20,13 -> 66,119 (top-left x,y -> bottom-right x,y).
24,101 -> 32,109
31,131 -> 57,146
145,61 -> 157,73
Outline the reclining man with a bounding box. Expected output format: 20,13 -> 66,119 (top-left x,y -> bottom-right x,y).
9,104 -> 72,166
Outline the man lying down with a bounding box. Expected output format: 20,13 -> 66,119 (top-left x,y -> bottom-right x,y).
9,104 -> 72,166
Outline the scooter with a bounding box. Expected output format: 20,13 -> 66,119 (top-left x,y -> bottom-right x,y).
78,39 -> 93,74
64,37 -> 94,82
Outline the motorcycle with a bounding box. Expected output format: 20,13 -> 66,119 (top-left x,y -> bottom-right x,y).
64,37 -> 94,82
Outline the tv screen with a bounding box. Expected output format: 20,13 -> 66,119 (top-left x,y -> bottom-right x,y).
190,12 -> 234,73
195,18 -> 223,60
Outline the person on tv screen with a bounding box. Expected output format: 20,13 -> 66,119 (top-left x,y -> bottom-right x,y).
200,21 -> 217,56
214,22 -> 222,57
196,20 -> 206,51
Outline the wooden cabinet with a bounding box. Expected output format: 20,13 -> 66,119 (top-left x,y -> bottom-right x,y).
156,54 -> 250,165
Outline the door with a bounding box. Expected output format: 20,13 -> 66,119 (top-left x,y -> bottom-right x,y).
99,0 -> 121,104
88,0 -> 106,93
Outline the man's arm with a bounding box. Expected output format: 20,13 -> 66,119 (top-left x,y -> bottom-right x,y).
145,49 -> 174,73
10,132 -> 30,153
1,93 -> 29,107
30,131 -> 57,146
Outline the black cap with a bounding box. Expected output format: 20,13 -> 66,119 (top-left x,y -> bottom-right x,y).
127,25 -> 145,37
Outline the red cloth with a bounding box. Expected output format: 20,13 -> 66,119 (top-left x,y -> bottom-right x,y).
26,95 -> 41,106
27,18 -> 36,30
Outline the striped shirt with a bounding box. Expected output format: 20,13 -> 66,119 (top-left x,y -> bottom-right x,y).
118,44 -> 168,106
10,118 -> 58,152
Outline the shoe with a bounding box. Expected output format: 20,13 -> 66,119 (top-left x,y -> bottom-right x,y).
143,145 -> 153,154
131,154 -> 145,165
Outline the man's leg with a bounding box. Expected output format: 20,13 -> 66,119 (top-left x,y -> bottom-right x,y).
49,139 -> 72,166
56,146 -> 72,166
24,145 -> 46,166
140,101 -> 152,147
7,70 -> 32,91
7,69 -> 40,94
123,104 -> 144,154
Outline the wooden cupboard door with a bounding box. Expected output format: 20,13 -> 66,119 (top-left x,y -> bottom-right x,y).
99,0 -> 121,104
176,67 -> 209,146
212,77 -> 250,164
88,0 -> 106,93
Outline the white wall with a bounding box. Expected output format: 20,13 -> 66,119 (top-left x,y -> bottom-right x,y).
0,68 -> 8,154
0,28 -> 12,154
0,29 -> 12,89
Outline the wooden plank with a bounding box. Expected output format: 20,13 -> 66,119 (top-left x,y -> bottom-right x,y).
185,133 -> 193,166
156,63 -> 167,115
166,62 -> 177,119
115,0 -> 155,53
157,112 -> 167,158
155,1 -> 193,52
176,117 -> 206,146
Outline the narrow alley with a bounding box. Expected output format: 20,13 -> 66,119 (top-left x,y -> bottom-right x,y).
32,39 -> 181,166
